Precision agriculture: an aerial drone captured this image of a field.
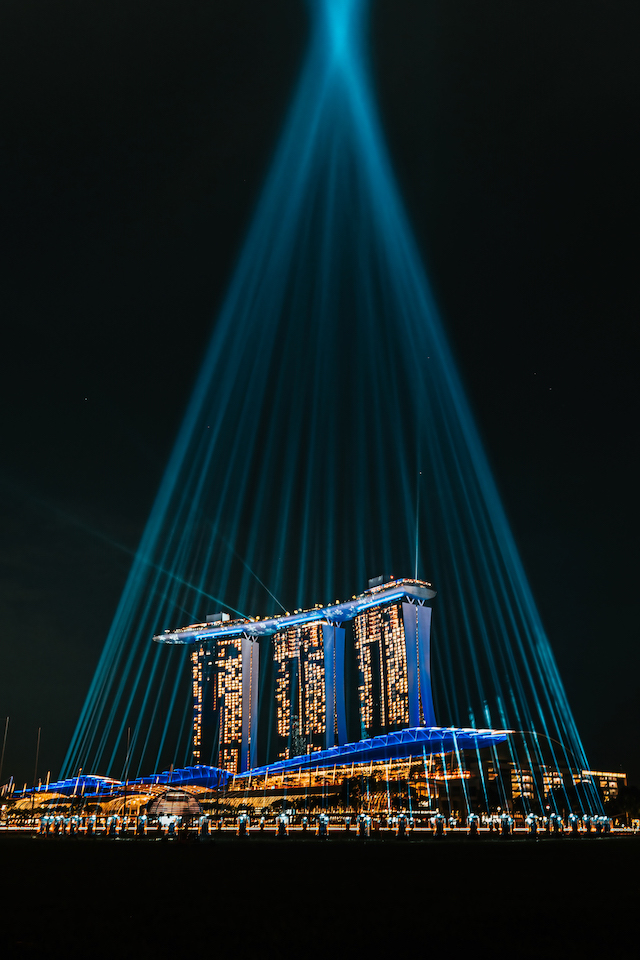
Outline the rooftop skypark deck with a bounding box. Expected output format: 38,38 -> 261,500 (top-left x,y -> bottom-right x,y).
153,577 -> 437,645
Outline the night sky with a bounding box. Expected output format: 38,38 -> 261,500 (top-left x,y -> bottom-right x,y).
1,1 -> 637,787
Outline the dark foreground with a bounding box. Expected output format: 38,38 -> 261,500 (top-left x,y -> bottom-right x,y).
1,833 -> 637,958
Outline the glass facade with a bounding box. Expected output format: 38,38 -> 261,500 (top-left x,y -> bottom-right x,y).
355,602 -> 410,736
189,580 -> 435,774
191,636 -> 259,775
273,624 -> 327,760
217,639 -> 243,774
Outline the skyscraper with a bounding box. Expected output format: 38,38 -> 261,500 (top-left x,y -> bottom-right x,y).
160,577 -> 436,775
273,623 -> 326,759
354,596 -> 436,738
191,614 -> 259,774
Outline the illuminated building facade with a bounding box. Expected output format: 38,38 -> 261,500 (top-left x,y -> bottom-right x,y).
354,596 -> 436,738
190,614 -> 259,774
511,764 -> 563,802
271,619 -> 348,760
580,770 -> 627,803
273,624 -> 326,759
158,578 -> 437,775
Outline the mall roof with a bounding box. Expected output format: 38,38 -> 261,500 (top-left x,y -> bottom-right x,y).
13,727 -> 508,797
238,726 -> 510,778
13,766 -> 231,797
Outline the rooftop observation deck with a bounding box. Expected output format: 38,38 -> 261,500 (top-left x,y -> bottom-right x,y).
153,577 -> 437,645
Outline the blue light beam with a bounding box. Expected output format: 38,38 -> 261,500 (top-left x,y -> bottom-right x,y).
61,0 -> 598,812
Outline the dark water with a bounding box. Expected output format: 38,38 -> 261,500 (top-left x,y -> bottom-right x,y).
1,834 -> 637,957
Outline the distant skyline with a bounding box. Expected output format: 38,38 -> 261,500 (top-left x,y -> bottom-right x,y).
0,1 -> 637,786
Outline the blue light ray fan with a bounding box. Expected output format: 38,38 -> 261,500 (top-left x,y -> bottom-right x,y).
62,0 -> 596,807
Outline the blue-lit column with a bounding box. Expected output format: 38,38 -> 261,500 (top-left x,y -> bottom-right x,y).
402,603 -> 421,727
322,623 -> 348,747
334,626 -> 348,745
323,625 -> 335,749
241,637 -> 260,773
402,602 -> 436,728
417,606 -> 436,726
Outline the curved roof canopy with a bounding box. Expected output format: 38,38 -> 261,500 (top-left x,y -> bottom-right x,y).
239,726 -> 510,778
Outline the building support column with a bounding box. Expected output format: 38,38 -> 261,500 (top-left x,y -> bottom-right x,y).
402,602 -> 436,728
323,623 -> 348,748
241,637 -> 260,773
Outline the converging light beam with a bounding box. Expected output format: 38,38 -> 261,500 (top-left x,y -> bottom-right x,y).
61,0 -> 597,813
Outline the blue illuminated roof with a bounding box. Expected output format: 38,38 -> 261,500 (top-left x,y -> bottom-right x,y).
239,726 -> 510,778
134,765 -> 230,789
14,730 -> 507,797
15,765 -> 231,797
153,578 -> 436,645
14,774 -> 121,798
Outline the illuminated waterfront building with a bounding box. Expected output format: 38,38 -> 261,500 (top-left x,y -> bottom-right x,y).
511,763 -> 563,802
158,577 -> 437,775
16,733 -> 615,822
157,579 -> 601,819
580,770 -> 627,803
